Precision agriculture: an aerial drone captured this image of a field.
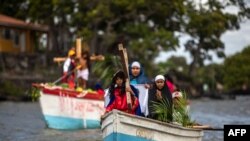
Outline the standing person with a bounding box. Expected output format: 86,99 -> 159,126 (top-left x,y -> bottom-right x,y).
129,61 -> 151,117
164,73 -> 176,94
148,75 -> 173,122
76,51 -> 91,89
105,70 -> 140,115
62,48 -> 76,89
129,61 -> 150,87
129,61 -> 150,116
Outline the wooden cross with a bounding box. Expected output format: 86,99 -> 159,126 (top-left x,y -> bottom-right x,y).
53,38 -> 105,63
118,44 -> 132,110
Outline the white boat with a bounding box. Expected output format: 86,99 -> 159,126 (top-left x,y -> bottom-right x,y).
37,85 -> 105,130
101,110 -> 203,141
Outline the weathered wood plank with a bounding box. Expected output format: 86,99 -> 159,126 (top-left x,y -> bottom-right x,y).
118,44 -> 132,110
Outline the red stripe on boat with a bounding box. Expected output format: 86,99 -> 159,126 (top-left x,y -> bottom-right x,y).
42,88 -> 104,101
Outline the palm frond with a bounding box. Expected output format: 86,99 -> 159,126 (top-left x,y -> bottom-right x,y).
173,91 -> 195,127
150,99 -> 171,122
150,90 -> 196,127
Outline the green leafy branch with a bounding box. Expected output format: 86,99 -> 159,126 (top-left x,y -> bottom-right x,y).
150,91 -> 196,127
30,87 -> 40,102
150,98 -> 172,122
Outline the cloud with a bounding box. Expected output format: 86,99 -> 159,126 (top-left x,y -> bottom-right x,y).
221,20 -> 250,56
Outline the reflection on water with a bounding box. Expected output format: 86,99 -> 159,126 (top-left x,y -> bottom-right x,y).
0,96 -> 250,141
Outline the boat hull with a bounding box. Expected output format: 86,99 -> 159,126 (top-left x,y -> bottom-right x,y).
39,87 -> 105,130
101,110 -> 203,141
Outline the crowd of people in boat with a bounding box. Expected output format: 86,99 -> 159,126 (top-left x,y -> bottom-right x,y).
61,47 -> 188,124
103,62 -> 187,124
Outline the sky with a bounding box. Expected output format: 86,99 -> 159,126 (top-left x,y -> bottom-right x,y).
155,20 -> 250,64
155,0 -> 250,65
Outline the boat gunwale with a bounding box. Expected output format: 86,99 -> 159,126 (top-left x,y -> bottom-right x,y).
102,110 -> 203,132
101,110 -> 204,140
41,87 -> 104,101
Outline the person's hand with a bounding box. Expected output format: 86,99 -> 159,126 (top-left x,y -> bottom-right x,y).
132,97 -> 138,110
144,84 -> 150,89
76,65 -> 82,70
126,86 -> 134,95
156,90 -> 162,100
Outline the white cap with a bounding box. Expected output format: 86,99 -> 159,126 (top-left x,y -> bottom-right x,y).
172,91 -> 183,98
131,61 -> 141,68
155,75 -> 165,82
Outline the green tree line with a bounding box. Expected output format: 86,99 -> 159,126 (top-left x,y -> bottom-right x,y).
1,0 -> 249,93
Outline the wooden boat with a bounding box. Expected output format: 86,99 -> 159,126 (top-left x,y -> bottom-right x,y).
101,110 -> 203,141
34,84 -> 105,130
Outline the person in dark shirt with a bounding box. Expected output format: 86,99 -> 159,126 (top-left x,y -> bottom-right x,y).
148,75 -> 173,122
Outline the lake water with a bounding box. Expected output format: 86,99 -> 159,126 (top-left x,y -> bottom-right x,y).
190,96 -> 250,141
1,96 -> 250,141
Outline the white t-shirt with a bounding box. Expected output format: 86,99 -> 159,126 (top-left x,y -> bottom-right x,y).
63,58 -> 71,73
77,68 -> 89,80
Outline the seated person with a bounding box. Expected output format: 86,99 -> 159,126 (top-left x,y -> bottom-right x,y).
105,70 -> 140,115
